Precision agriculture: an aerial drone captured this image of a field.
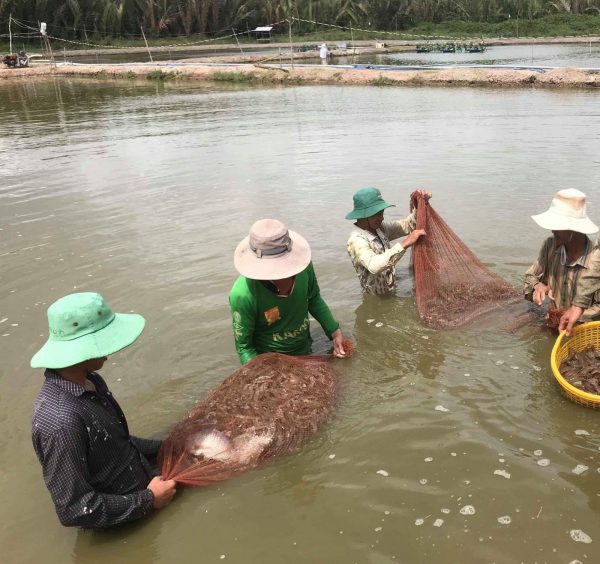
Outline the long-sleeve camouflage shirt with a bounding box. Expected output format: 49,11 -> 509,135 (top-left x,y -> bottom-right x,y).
347,210 -> 417,295
524,236 -> 600,321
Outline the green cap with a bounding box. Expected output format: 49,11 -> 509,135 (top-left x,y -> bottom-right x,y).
345,187 -> 395,220
31,292 -> 145,369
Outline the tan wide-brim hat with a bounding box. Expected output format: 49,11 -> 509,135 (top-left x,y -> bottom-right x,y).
532,189 -> 598,234
234,219 -> 311,280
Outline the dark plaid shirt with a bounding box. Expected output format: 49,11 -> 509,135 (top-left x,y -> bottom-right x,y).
32,370 -> 160,529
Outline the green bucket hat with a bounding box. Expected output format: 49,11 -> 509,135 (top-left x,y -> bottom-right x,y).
31,292 -> 145,369
345,187 -> 395,220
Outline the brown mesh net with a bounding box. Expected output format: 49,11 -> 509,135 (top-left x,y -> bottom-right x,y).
410,191 -> 520,329
159,340 -> 353,487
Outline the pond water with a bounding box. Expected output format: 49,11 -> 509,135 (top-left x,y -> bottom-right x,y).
1,79 -> 599,563
62,42 -> 600,68
345,42 -> 600,68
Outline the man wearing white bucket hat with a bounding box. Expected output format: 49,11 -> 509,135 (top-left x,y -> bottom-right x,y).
230,219 -> 346,364
30,292 -> 176,528
524,189 -> 600,323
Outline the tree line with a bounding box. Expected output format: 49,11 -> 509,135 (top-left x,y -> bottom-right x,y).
1,1 -> 600,39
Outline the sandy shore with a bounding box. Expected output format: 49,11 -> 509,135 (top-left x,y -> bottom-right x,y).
1,62 -> 599,89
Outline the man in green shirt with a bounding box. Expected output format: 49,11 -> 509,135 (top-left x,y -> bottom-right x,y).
230,219 -> 346,364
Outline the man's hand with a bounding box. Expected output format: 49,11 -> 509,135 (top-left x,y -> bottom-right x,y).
559,305 -> 584,336
402,229 -> 426,249
148,476 -> 177,509
415,189 -> 432,202
532,282 -> 553,306
331,328 -> 346,358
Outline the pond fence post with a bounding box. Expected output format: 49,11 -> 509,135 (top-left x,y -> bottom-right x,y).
140,25 -> 153,63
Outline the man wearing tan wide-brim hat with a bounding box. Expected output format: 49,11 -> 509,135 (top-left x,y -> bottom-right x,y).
524,189 -> 600,326
230,219 -> 346,363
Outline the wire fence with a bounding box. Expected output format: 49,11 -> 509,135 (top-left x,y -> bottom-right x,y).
3,15 -> 600,57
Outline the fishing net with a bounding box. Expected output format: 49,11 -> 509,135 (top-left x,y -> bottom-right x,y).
159,341 -> 353,487
410,191 -> 520,329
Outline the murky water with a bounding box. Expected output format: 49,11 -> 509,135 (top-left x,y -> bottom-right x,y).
1,79 -> 599,563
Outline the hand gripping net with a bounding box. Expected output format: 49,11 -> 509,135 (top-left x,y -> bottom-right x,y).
410,191 -> 520,328
159,341 -> 353,487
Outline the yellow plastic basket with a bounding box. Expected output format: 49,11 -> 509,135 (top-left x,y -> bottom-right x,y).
551,321 -> 600,409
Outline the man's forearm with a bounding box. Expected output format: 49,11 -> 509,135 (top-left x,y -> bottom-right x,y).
55,486 -> 154,529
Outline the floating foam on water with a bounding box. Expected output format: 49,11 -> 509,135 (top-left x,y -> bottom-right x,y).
376,470 -> 389,477
375,322 -> 383,328
497,516 -> 511,525
574,429 -> 590,436
532,365 -> 542,372
367,319 -> 375,324
533,449 -> 543,456
433,519 -> 444,527
537,458 -> 550,467
494,469 -> 511,479
424,457 -> 433,462
569,529 -> 592,543
510,366 -> 519,370
421,335 -> 429,340
328,454 -> 336,459
419,478 -> 428,485
0,318 -> 8,324
374,527 -> 382,532
450,452 -> 457,457
441,508 -> 450,514
415,518 -> 424,526
572,464 -> 588,475
435,405 -> 449,412
459,505 -> 476,515
495,360 -> 504,366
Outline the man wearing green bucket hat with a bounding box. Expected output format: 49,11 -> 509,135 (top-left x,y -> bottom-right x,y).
346,187 -> 430,294
31,292 -> 176,528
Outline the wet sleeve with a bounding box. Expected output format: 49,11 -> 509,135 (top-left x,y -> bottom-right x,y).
39,426 -> 154,529
229,284 -> 258,364
524,239 -> 550,301
347,233 -> 406,274
306,263 -> 339,339
130,437 -> 162,459
573,247 -> 600,310
383,210 -> 417,241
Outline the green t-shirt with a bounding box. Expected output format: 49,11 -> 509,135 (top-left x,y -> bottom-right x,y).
229,262 -> 339,364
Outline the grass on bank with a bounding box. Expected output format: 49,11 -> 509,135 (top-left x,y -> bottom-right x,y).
211,71 -> 257,82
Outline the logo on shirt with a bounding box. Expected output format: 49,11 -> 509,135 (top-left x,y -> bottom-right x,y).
232,311 -> 244,339
264,306 -> 281,326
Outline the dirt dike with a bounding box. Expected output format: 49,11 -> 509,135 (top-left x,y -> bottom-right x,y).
1,63 -> 598,89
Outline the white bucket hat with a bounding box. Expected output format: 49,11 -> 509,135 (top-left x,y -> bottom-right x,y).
531,189 -> 598,234
234,219 -> 311,280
